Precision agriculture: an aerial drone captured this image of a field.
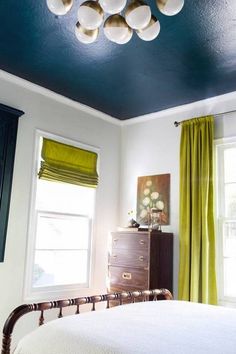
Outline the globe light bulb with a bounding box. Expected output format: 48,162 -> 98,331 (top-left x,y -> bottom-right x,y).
104,15 -> 132,44
156,0 -> 184,16
77,1 -> 104,30
46,0 -> 73,15
99,0 -> 127,15
136,15 -> 160,41
116,28 -> 133,44
125,0 -> 151,30
75,22 -> 99,44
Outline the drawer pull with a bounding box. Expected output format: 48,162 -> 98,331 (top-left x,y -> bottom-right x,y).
112,255 -> 117,258
139,239 -> 145,245
139,256 -> 144,261
113,238 -> 118,243
122,272 -> 132,280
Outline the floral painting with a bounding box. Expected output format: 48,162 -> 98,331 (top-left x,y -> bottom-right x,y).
136,174 -> 170,225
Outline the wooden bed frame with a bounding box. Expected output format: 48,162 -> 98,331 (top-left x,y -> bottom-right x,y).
1,288 -> 172,354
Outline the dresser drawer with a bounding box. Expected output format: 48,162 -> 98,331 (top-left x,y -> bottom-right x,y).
109,266 -> 149,290
111,232 -> 149,251
109,248 -> 149,268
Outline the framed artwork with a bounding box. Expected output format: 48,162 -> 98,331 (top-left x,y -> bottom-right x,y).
136,174 -> 170,226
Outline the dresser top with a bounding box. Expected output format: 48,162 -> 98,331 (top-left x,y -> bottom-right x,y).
112,230 -> 173,236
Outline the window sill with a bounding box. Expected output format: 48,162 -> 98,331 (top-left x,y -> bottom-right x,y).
218,299 -> 236,309
23,284 -> 94,302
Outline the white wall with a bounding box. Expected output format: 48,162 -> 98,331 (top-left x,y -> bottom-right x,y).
215,112 -> 236,139
120,116 -> 180,298
120,94 -> 236,299
0,72 -> 121,345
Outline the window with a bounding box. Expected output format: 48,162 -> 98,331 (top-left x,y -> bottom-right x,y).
24,132 -> 98,300
215,138 -> 236,303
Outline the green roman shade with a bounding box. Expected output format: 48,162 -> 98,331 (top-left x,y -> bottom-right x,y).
38,138 -> 98,188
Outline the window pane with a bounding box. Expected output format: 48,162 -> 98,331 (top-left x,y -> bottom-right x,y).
224,148 -> 236,183
36,179 -> 95,215
33,250 -> 88,287
225,184 -> 236,218
224,257 -> 236,297
35,213 -> 90,250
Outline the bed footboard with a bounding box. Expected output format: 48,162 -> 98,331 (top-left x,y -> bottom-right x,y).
1,288 -> 172,354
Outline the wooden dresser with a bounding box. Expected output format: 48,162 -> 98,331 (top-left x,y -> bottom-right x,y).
108,230 -> 173,294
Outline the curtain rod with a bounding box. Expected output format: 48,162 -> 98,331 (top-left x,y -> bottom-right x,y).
174,110 -> 236,127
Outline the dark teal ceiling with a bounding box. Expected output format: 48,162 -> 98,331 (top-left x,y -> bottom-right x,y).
0,1 -> 236,120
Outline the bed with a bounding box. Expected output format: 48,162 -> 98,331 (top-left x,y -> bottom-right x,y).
2,288 -> 236,354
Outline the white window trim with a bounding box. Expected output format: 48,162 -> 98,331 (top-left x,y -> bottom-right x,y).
23,129 -> 99,302
215,137 -> 236,306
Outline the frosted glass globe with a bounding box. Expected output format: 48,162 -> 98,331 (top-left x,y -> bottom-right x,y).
99,0 -> 127,15
75,22 -> 98,44
115,28 -> 133,44
104,15 -> 131,44
136,16 -> 160,41
46,0 -> 73,15
156,0 -> 184,16
125,2 -> 151,30
77,1 -> 104,30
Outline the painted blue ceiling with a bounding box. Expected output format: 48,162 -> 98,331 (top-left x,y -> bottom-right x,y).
0,1 -> 236,120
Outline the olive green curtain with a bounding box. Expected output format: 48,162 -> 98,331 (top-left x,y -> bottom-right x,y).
38,138 -> 98,188
178,116 -> 217,304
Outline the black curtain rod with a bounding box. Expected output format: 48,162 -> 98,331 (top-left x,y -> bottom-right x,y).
174,110 -> 236,127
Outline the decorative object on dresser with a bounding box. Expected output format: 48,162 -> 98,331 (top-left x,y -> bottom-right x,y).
108,230 -> 173,295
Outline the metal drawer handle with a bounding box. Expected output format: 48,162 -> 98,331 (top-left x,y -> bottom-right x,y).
139,239 -> 145,245
113,238 -> 118,243
139,256 -> 144,261
112,254 -> 117,258
122,272 -> 132,280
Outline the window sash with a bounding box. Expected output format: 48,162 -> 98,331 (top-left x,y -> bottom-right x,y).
215,138 -> 236,303
31,209 -> 92,290
35,210 -> 91,250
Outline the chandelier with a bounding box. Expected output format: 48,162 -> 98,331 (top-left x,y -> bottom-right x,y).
46,0 -> 184,44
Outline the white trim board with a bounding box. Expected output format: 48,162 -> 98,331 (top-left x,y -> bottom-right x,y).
0,70 -> 120,126
1,69 -> 236,126
122,91 -> 236,126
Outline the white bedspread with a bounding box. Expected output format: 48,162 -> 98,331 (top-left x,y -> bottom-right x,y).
14,300 -> 236,354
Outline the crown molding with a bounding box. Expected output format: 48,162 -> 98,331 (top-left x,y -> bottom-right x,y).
0,70 -> 121,126
1,69 -> 236,126
121,91 -> 236,126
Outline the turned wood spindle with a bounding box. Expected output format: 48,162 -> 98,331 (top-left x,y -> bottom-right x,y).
39,310 -> 44,326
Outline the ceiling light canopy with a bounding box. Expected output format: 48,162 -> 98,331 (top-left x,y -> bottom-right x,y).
46,0 -> 184,44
